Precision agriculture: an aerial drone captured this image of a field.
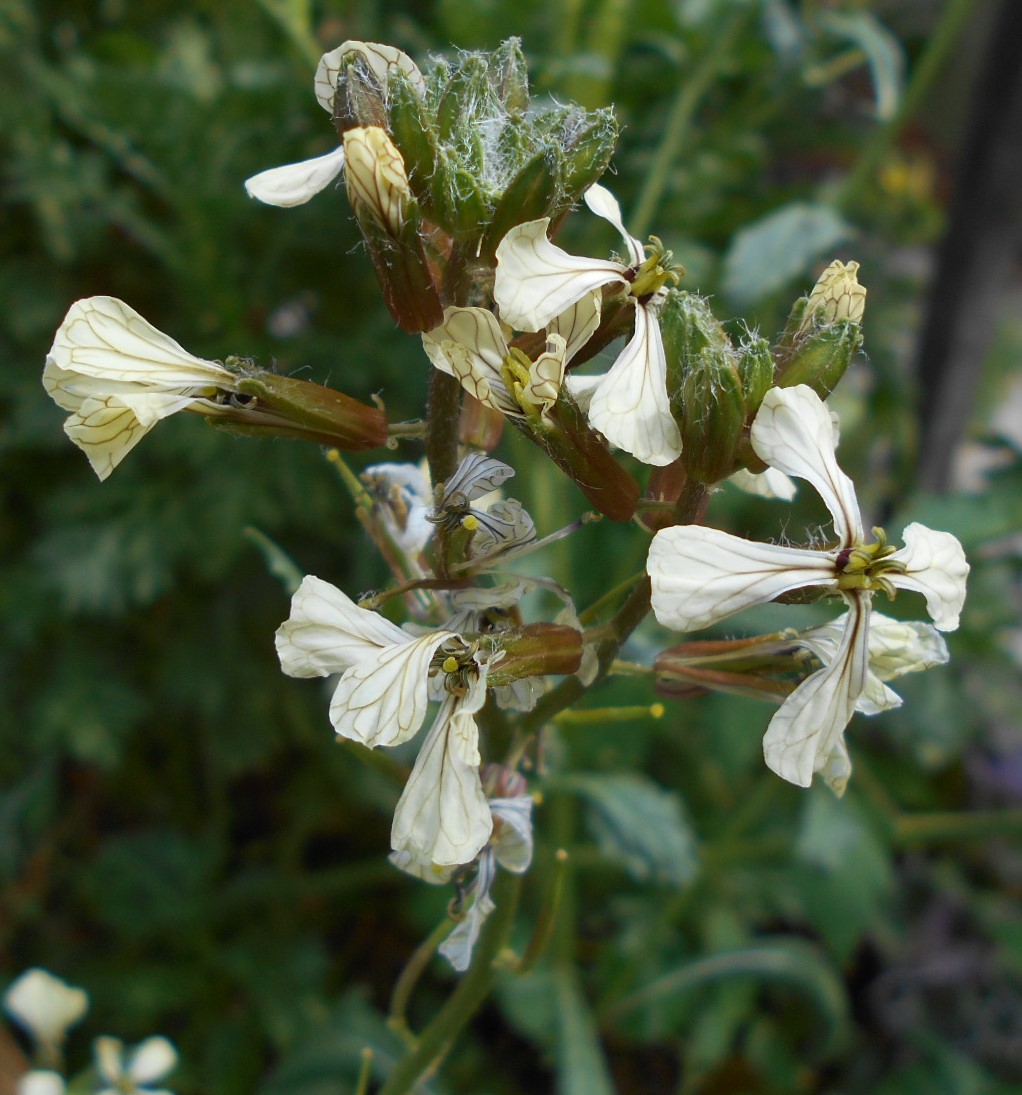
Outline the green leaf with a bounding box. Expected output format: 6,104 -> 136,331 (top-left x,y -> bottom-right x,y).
722,202 -> 852,307
818,11 -> 904,121
562,772 -> 699,888
554,966 -> 616,1095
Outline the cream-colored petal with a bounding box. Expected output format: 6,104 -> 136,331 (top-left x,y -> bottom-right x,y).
864,613 -> 950,678
525,336 -> 567,415
314,41 -> 424,114
889,522 -> 969,631
438,852 -> 497,971
648,525 -> 838,632
583,183 -> 645,266
4,969 -> 88,1050
549,291 -> 601,364
490,796 -> 534,873
494,219 -> 627,332
60,397 -> 154,481
328,631 -> 450,748
390,679 -> 492,867
275,575 -> 411,678
763,594 -> 870,791
17,1071 -> 67,1095
244,147 -> 346,208
48,298 -> 230,389
751,385 -> 863,546
563,373 -> 600,412
587,304 -> 681,466
728,466 -> 798,501
127,1037 -> 177,1084
421,308 -> 519,416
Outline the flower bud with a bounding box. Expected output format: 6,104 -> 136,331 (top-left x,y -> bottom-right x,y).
344,126 -> 412,235
487,623 -> 583,684
211,368 -> 388,451
386,67 -> 436,192
430,146 -> 491,240
481,148 -> 562,261
775,260 -> 865,398
318,41 -> 424,132
735,334 -> 774,420
436,55 -> 493,145
489,38 -> 530,114
560,108 -> 619,202
341,128 -> 443,332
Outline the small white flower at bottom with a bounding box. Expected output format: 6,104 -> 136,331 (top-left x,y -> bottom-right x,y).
4,969 -> 88,1055
94,1036 -> 177,1095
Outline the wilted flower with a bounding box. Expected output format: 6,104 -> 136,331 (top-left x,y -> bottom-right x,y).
94,1036 -> 177,1095
494,184 -> 682,465
245,41 -> 424,208
4,970 -> 88,1060
275,576 -> 495,866
648,385 -> 968,793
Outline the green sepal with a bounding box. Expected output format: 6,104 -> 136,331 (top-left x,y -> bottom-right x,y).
680,349 -> 746,483
560,108 -> 619,202
736,334 -> 775,420
351,205 -> 445,332
435,55 -> 491,145
776,320 -> 863,398
481,147 -> 562,261
430,147 -> 492,240
206,372 -> 388,451
386,69 -> 436,193
487,624 -> 583,685
489,38 -> 529,114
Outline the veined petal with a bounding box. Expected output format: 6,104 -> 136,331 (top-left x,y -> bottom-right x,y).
48,297 -> 230,388
275,575 -> 411,678
549,291 -> 602,364
648,525 -> 838,632
390,675 -> 492,867
864,613 -> 950,678
421,308 -> 519,416
751,385 -> 863,546
586,303 -> 682,466
490,796 -> 534,873
728,466 -> 798,501
494,219 -> 627,332
438,851 -> 497,972
796,614 -> 901,715
563,373 -> 601,411
58,395 -> 154,481
314,41 -> 424,114
583,184 -> 645,266
763,593 -> 871,792
244,147 -> 346,208
328,630 -> 451,748
889,522 -> 969,631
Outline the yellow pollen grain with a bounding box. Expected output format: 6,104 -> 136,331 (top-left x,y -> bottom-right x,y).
442,655 -> 459,674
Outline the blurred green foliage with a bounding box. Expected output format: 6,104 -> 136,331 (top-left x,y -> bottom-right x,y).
3,1 -> 1022,1093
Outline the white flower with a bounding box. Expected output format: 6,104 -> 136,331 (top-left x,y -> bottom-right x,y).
437,794 -> 534,971
493,184 -> 682,466
245,41 -> 423,208
798,612 -> 949,716
422,295 -> 600,422
728,466 -> 797,501
361,461 -> 434,558
95,1036 -> 177,1095
43,297 -> 236,480
17,1071 -> 66,1095
275,576 -> 494,865
648,384 -> 968,793
4,969 -> 88,1055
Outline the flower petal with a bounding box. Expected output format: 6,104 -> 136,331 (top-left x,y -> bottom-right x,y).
275,575 -> 411,678
438,851 -> 497,971
390,676 -> 492,867
421,308 -> 519,416
244,147 -> 347,208
889,522 -> 969,631
548,291 -> 602,364
51,392 -> 155,481
583,184 -> 645,266
17,1071 -> 67,1095
314,41 -> 424,114
4,969 -> 88,1050
328,631 -> 451,748
586,303 -> 682,466
763,593 -> 871,792
490,796 -> 534,873
47,297 -> 230,388
751,385 -> 863,546
728,466 -> 798,501
128,1036 -> 178,1084
494,219 -> 627,332
648,527 -> 838,633
864,612 -> 950,678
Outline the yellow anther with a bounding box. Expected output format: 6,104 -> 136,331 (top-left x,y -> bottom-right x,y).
462,514 -> 480,532
442,655 -> 460,674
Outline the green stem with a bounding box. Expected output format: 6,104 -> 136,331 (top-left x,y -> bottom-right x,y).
894,809 -> 1022,847
629,10 -> 751,238
832,0 -> 977,213
389,916 -> 458,1040
377,873 -> 521,1095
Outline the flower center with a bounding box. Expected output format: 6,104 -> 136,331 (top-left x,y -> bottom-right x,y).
432,637 -> 480,695
628,236 -> 684,299
834,526 -> 907,598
